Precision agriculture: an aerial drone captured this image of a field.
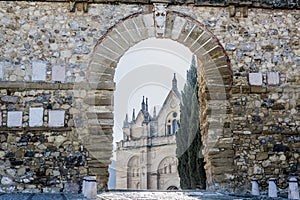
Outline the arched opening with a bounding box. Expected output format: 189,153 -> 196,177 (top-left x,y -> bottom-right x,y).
87,10 -> 232,191
127,156 -> 139,189
167,186 -> 179,190
165,111 -> 179,136
113,37 -> 191,190
157,157 -> 178,190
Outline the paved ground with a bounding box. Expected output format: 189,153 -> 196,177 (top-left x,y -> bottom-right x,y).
0,191 -> 290,200
97,191 -> 289,200
0,193 -> 90,200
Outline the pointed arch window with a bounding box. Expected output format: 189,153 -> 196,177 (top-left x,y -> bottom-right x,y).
166,112 -> 179,135
172,119 -> 177,134
167,125 -> 171,135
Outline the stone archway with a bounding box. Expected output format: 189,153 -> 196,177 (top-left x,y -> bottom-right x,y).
157,156 -> 178,190
127,156 -> 140,189
84,7 -> 233,191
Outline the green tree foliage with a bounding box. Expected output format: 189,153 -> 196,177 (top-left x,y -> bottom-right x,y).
176,55 -> 206,189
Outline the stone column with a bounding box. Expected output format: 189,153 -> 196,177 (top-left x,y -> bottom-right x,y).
251,178 -> 260,196
82,177 -> 86,196
268,178 -> 277,198
288,177 -> 300,200
83,176 -> 97,198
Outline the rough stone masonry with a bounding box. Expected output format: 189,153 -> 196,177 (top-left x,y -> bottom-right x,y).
0,0 -> 299,194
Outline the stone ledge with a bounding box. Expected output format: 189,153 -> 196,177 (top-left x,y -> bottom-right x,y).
0,81 -> 115,91
0,81 -> 74,90
0,126 -> 72,132
1,0 -> 299,9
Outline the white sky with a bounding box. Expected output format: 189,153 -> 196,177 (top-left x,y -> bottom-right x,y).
113,38 -> 193,143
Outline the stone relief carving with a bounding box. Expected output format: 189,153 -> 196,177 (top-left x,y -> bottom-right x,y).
153,3 -> 167,38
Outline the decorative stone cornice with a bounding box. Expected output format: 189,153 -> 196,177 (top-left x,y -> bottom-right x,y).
4,0 -> 300,12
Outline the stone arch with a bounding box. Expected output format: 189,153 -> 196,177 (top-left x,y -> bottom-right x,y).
167,186 -> 179,190
127,156 -> 140,189
157,156 -> 178,190
157,156 -> 177,174
85,9 -> 233,190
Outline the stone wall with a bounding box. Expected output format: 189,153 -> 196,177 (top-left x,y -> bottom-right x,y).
0,1 -> 141,192
0,0 -> 299,193
170,5 -> 300,192
0,82 -> 87,193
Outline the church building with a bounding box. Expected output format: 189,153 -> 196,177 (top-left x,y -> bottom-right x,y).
115,74 -> 181,190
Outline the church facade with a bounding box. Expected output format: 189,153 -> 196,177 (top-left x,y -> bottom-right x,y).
115,75 -> 181,190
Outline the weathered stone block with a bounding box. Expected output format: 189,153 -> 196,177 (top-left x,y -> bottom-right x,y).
7,111 -> 22,127
256,152 -> 268,160
250,86 -> 267,93
1,177 -> 13,185
48,110 -> 65,127
29,107 -> 44,127
0,62 -> 4,80
225,43 -> 237,51
249,72 -> 263,86
32,60 -> 46,81
171,16 -> 186,40
52,64 -> 66,82
267,72 -> 280,86
240,42 -> 256,52
1,96 -> 18,103
63,182 -> 79,193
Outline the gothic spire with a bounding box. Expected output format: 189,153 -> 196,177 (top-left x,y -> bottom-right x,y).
146,97 -> 148,112
141,96 -> 146,111
132,108 -> 135,122
123,114 -> 129,128
172,73 -> 178,91
153,106 -> 156,118
172,73 -> 180,97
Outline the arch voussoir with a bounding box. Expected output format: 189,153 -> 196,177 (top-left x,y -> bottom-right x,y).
164,14 -> 176,38
94,48 -> 122,62
123,20 -> 141,42
190,32 -> 211,52
104,30 -> 129,51
142,14 -> 155,37
170,16 -> 187,40
132,17 -> 149,39
202,40 -> 219,54
206,46 -> 224,59
176,22 -> 195,43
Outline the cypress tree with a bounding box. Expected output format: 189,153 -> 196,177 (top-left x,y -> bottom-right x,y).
176,55 -> 206,189
176,82 -> 192,189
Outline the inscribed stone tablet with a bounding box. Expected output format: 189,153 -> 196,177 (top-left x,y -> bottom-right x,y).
267,72 -> 280,86
249,72 -> 263,86
7,111 -> 23,127
32,60 -> 46,81
48,110 -> 65,127
29,107 -> 44,127
52,64 -> 65,82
